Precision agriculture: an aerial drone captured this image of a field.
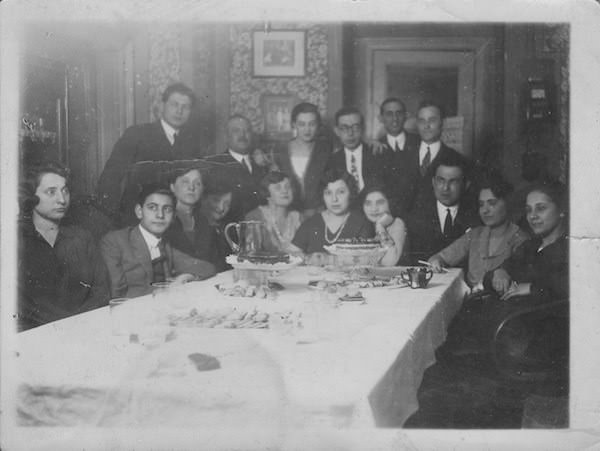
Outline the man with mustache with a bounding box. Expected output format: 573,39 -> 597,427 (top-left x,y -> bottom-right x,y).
204,115 -> 267,222
18,162 -> 110,331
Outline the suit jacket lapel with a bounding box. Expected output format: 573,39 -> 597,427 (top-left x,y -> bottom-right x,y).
130,227 -> 153,281
153,121 -> 173,150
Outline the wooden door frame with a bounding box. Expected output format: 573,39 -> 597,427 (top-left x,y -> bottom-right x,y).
354,37 -> 495,159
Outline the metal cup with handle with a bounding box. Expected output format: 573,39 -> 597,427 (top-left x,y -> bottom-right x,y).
224,220 -> 266,256
401,266 -> 434,289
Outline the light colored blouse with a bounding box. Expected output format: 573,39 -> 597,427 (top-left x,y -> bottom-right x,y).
245,206 -> 302,254
377,218 -> 406,266
434,222 -> 528,288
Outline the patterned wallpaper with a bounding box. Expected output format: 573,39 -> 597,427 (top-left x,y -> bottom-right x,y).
229,23 -> 329,135
549,26 -> 569,184
148,27 -> 182,120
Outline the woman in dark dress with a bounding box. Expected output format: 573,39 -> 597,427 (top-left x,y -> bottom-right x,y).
405,181 -> 568,428
292,167 -> 374,265
165,169 -> 233,272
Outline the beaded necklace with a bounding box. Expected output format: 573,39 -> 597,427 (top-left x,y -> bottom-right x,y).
323,212 -> 350,244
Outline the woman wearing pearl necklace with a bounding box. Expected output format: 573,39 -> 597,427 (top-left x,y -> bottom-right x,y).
292,167 -> 374,265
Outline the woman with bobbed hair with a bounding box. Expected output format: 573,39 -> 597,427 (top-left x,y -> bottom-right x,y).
361,183 -> 407,266
273,102 -> 333,217
428,171 -> 529,290
484,180 -> 568,302
164,166 -> 205,257
292,167 -> 374,265
245,171 -> 303,254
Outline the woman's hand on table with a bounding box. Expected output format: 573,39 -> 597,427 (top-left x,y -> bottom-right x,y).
171,273 -> 196,285
427,255 -> 446,273
500,282 -> 532,301
491,268 -> 512,294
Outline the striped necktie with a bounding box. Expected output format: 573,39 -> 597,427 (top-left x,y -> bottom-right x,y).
420,146 -> 431,176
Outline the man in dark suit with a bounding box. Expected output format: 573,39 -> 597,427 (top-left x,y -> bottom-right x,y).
377,97 -> 421,217
100,184 -> 215,298
327,106 -> 386,194
96,83 -> 200,219
405,151 -> 480,265
204,114 -> 267,222
410,100 -> 470,211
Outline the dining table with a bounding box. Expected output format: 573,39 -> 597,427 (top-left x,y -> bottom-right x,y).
14,265 -> 468,438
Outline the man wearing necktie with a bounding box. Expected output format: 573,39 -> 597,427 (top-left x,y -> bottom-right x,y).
203,115 -> 267,222
378,97 -> 421,218
404,151 -> 479,265
97,83 -> 201,221
411,100 -> 470,214
327,106 -> 386,194
100,183 -> 216,298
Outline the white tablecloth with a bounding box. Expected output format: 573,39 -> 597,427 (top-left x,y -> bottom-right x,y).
15,267 -> 468,430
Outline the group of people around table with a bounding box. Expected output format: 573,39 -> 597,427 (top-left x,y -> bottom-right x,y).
18,80 -> 569,414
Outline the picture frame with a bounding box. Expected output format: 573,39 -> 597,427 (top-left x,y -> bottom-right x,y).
253,30 -> 306,77
261,94 -> 299,140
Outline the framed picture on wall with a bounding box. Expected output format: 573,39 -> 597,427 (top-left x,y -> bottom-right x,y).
253,30 -> 306,77
261,94 -> 299,140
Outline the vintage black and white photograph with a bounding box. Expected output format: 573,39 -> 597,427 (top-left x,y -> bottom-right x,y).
1,0 -> 599,450
253,30 -> 306,77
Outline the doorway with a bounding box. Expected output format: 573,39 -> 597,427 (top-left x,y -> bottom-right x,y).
354,37 -> 497,159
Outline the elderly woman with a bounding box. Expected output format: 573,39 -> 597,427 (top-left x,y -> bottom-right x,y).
292,167 -> 374,265
428,173 -> 528,290
273,102 -> 333,217
361,184 -> 407,266
245,171 -> 303,254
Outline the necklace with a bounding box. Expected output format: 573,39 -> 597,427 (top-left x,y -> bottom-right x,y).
262,206 -> 295,246
323,212 -> 350,244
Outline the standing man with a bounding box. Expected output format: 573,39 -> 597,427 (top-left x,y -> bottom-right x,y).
205,115 -> 267,222
405,152 -> 480,265
100,183 -> 215,298
18,162 -> 110,331
327,106 -> 386,194
411,100 -> 468,210
96,82 -> 200,219
378,97 -> 420,217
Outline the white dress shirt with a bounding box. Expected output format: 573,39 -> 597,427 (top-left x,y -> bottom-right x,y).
419,140 -> 441,166
290,152 -> 310,184
436,201 -> 459,233
138,224 -> 162,259
228,149 -> 253,173
160,119 -> 178,146
386,132 -> 406,151
344,145 -> 365,191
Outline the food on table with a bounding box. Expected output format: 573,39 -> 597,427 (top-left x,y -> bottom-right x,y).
215,281 -> 276,299
169,307 -> 280,329
237,251 -> 290,264
308,274 -> 406,291
335,237 -> 381,247
187,353 -> 221,371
